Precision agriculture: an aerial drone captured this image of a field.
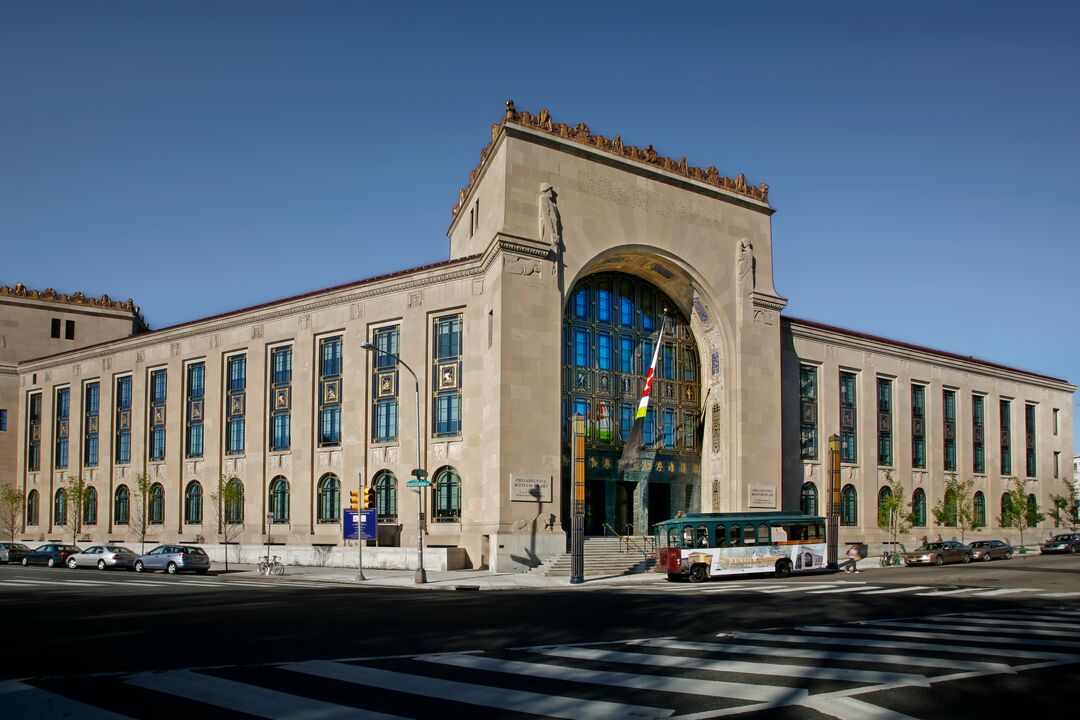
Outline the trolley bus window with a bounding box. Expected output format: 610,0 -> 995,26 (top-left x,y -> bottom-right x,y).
695,526 -> 709,547
682,526 -> 694,548
743,524 -> 756,545
667,527 -> 678,548
730,524 -> 742,546
716,525 -> 728,547
757,524 -> 770,544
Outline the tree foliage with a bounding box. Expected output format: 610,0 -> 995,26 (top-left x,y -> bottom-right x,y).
62,476 -> 89,545
0,486 -> 23,542
211,474 -> 245,572
999,477 -> 1045,551
876,472 -> 913,551
931,474 -> 977,542
1048,478 -> 1080,531
130,473 -> 153,555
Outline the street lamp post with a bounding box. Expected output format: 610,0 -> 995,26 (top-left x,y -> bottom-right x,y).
361,341 -> 427,584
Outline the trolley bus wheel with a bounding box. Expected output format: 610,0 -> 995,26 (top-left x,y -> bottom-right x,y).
689,565 -> 709,583
774,559 -> 793,579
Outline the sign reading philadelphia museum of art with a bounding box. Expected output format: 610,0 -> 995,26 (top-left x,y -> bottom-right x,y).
511,474 -> 553,503
748,485 -> 778,509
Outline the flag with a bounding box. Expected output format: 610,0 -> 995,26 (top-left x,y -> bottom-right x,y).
695,386 -> 711,451
618,324 -> 664,473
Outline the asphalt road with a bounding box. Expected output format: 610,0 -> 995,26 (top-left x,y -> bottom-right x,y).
2,553 -> 1079,719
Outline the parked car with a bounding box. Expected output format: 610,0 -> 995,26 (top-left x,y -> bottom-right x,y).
21,544 -> 82,568
66,544 -> 138,570
133,545 -> 210,575
1040,533 -> 1080,554
0,542 -> 30,564
904,541 -> 971,566
968,539 -> 1013,561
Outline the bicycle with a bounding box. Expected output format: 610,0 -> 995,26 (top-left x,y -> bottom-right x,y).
256,555 -> 285,576
880,551 -> 902,567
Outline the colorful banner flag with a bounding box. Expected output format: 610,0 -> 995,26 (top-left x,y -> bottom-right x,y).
618,323 -> 664,473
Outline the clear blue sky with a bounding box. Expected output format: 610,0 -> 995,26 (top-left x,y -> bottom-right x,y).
2,2 -> 1077,446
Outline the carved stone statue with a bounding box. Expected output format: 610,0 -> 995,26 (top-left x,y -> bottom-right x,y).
737,239 -> 755,289
539,183 -> 561,250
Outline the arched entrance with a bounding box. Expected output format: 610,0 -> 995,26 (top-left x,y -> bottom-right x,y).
561,272 -> 702,536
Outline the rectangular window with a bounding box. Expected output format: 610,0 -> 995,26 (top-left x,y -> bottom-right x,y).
83,382 -> 100,467
661,343 -> 675,380
318,337 -> 343,445
65,320 -> 75,340
972,395 -> 985,474
225,355 -> 246,455
115,376 -> 132,464
55,387 -> 70,469
839,371 -> 857,463
682,411 -> 696,450
620,404 -> 634,443
597,282 -> 612,324
799,365 -> 818,460
618,283 -> 634,327
270,346 -> 292,451
432,315 -> 462,438
1053,408 -> 1059,436
371,327 -> 399,443
0,408 -> 6,432
643,406 -> 655,446
661,407 -> 676,449
51,318 -> 61,338
911,384 -> 926,469
185,363 -> 205,459
1000,399 -> 1012,475
1025,403 -> 1037,477
877,378 -> 892,466
943,389 -> 956,472
1054,451 -> 1060,479
597,332 -> 612,371
148,369 -> 166,461
619,336 -> 634,374
573,328 -> 589,367
27,392 -> 42,471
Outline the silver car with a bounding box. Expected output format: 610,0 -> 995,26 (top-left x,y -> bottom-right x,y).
133,545 -> 211,575
0,542 -> 30,564
66,544 -> 137,570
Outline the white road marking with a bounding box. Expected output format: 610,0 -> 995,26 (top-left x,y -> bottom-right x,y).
0,680 -> 133,719
916,616 -> 1080,631
703,584 -> 787,593
758,583 -> 839,593
859,586 -> 932,595
968,588 -> 1040,597
871,620 -> 1080,639
1038,592 -> 1080,598
914,587 -> 981,596
808,586 -> 882,594
800,624 -> 1080,649
284,659 -> 674,719
800,694 -> 921,720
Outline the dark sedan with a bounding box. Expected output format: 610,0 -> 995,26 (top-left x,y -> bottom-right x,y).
968,539 -> 1013,561
21,544 -> 82,568
0,542 -> 30,564
1040,533 -> 1080,554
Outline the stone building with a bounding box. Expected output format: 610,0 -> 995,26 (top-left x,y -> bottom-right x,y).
6,102 -> 1074,570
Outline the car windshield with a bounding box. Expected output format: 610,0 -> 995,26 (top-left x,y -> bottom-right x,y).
183,547 -> 207,556
969,542 -> 988,547
1051,535 -> 1074,542
107,546 -> 133,553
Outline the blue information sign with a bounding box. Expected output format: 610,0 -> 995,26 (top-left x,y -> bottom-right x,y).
343,509 -> 377,541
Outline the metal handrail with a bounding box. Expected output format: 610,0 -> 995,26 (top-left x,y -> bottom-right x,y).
601,522 -> 656,558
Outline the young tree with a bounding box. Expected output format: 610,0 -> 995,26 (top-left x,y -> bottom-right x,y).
129,473 -> 153,555
999,477 -> 1046,552
62,476 -> 89,546
211,474 -> 245,573
0,486 -> 23,542
1048,478 -> 1080,531
876,472 -> 912,557
931,474 -> 976,542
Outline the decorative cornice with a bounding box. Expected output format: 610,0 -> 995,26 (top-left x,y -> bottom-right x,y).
451,99 -> 770,219
750,292 -> 788,312
0,282 -> 145,323
496,235 -> 554,259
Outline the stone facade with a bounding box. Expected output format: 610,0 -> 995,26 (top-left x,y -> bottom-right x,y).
5,103 -> 1074,568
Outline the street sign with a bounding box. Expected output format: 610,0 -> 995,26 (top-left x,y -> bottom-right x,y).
406,479 -> 431,488
345,509 -> 377,540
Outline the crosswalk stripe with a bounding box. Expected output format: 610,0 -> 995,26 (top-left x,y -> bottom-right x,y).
914,587 -> 981,596
916,616 -> 1080,631
284,658 -> 674,719
703,584 -> 786,593
643,637 -> 1009,672
722,631 -> 1074,662
126,669 -> 402,719
62,579 -> 123,585
0,680 -> 132,720
1038,592 -> 1080,598
532,646 -> 928,686
968,588 -> 1040,597
758,583 -> 839,593
800,694 -> 921,720
425,651 -> 809,703
807,586 -> 881,594
0,579 -> 76,586
860,586 -> 932,595
799,625 -> 1080,649
871,620 -> 1080,639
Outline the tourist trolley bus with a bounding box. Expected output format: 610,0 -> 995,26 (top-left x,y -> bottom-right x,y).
654,511 -> 827,582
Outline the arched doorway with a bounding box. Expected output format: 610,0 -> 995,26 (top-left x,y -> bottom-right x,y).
562,272 -> 702,536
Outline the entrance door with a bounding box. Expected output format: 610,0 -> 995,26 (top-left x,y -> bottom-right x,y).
648,483 -> 671,532
615,481 -> 636,535
585,481 -> 606,536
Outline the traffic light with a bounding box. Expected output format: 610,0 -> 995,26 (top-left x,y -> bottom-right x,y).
349,489 -> 359,511
363,487 -> 376,510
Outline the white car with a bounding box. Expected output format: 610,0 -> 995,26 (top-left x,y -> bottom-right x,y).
66,544 -> 138,570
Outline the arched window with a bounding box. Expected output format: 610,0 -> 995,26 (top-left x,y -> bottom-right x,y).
1001,492 -> 1013,521
912,488 -> 927,527
374,471 -> 397,522
225,478 -> 244,524
973,491 -> 986,528
433,466 -> 461,523
185,481 -> 203,524
54,488 -> 67,526
317,474 -> 340,524
270,476 -> 289,524
943,488 -> 957,527
149,483 -> 165,524
877,486 -> 892,527
26,489 -> 39,526
1026,493 -> 1039,526
800,482 -> 817,516
83,487 -> 98,525
840,485 -> 857,526
114,485 -> 129,525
